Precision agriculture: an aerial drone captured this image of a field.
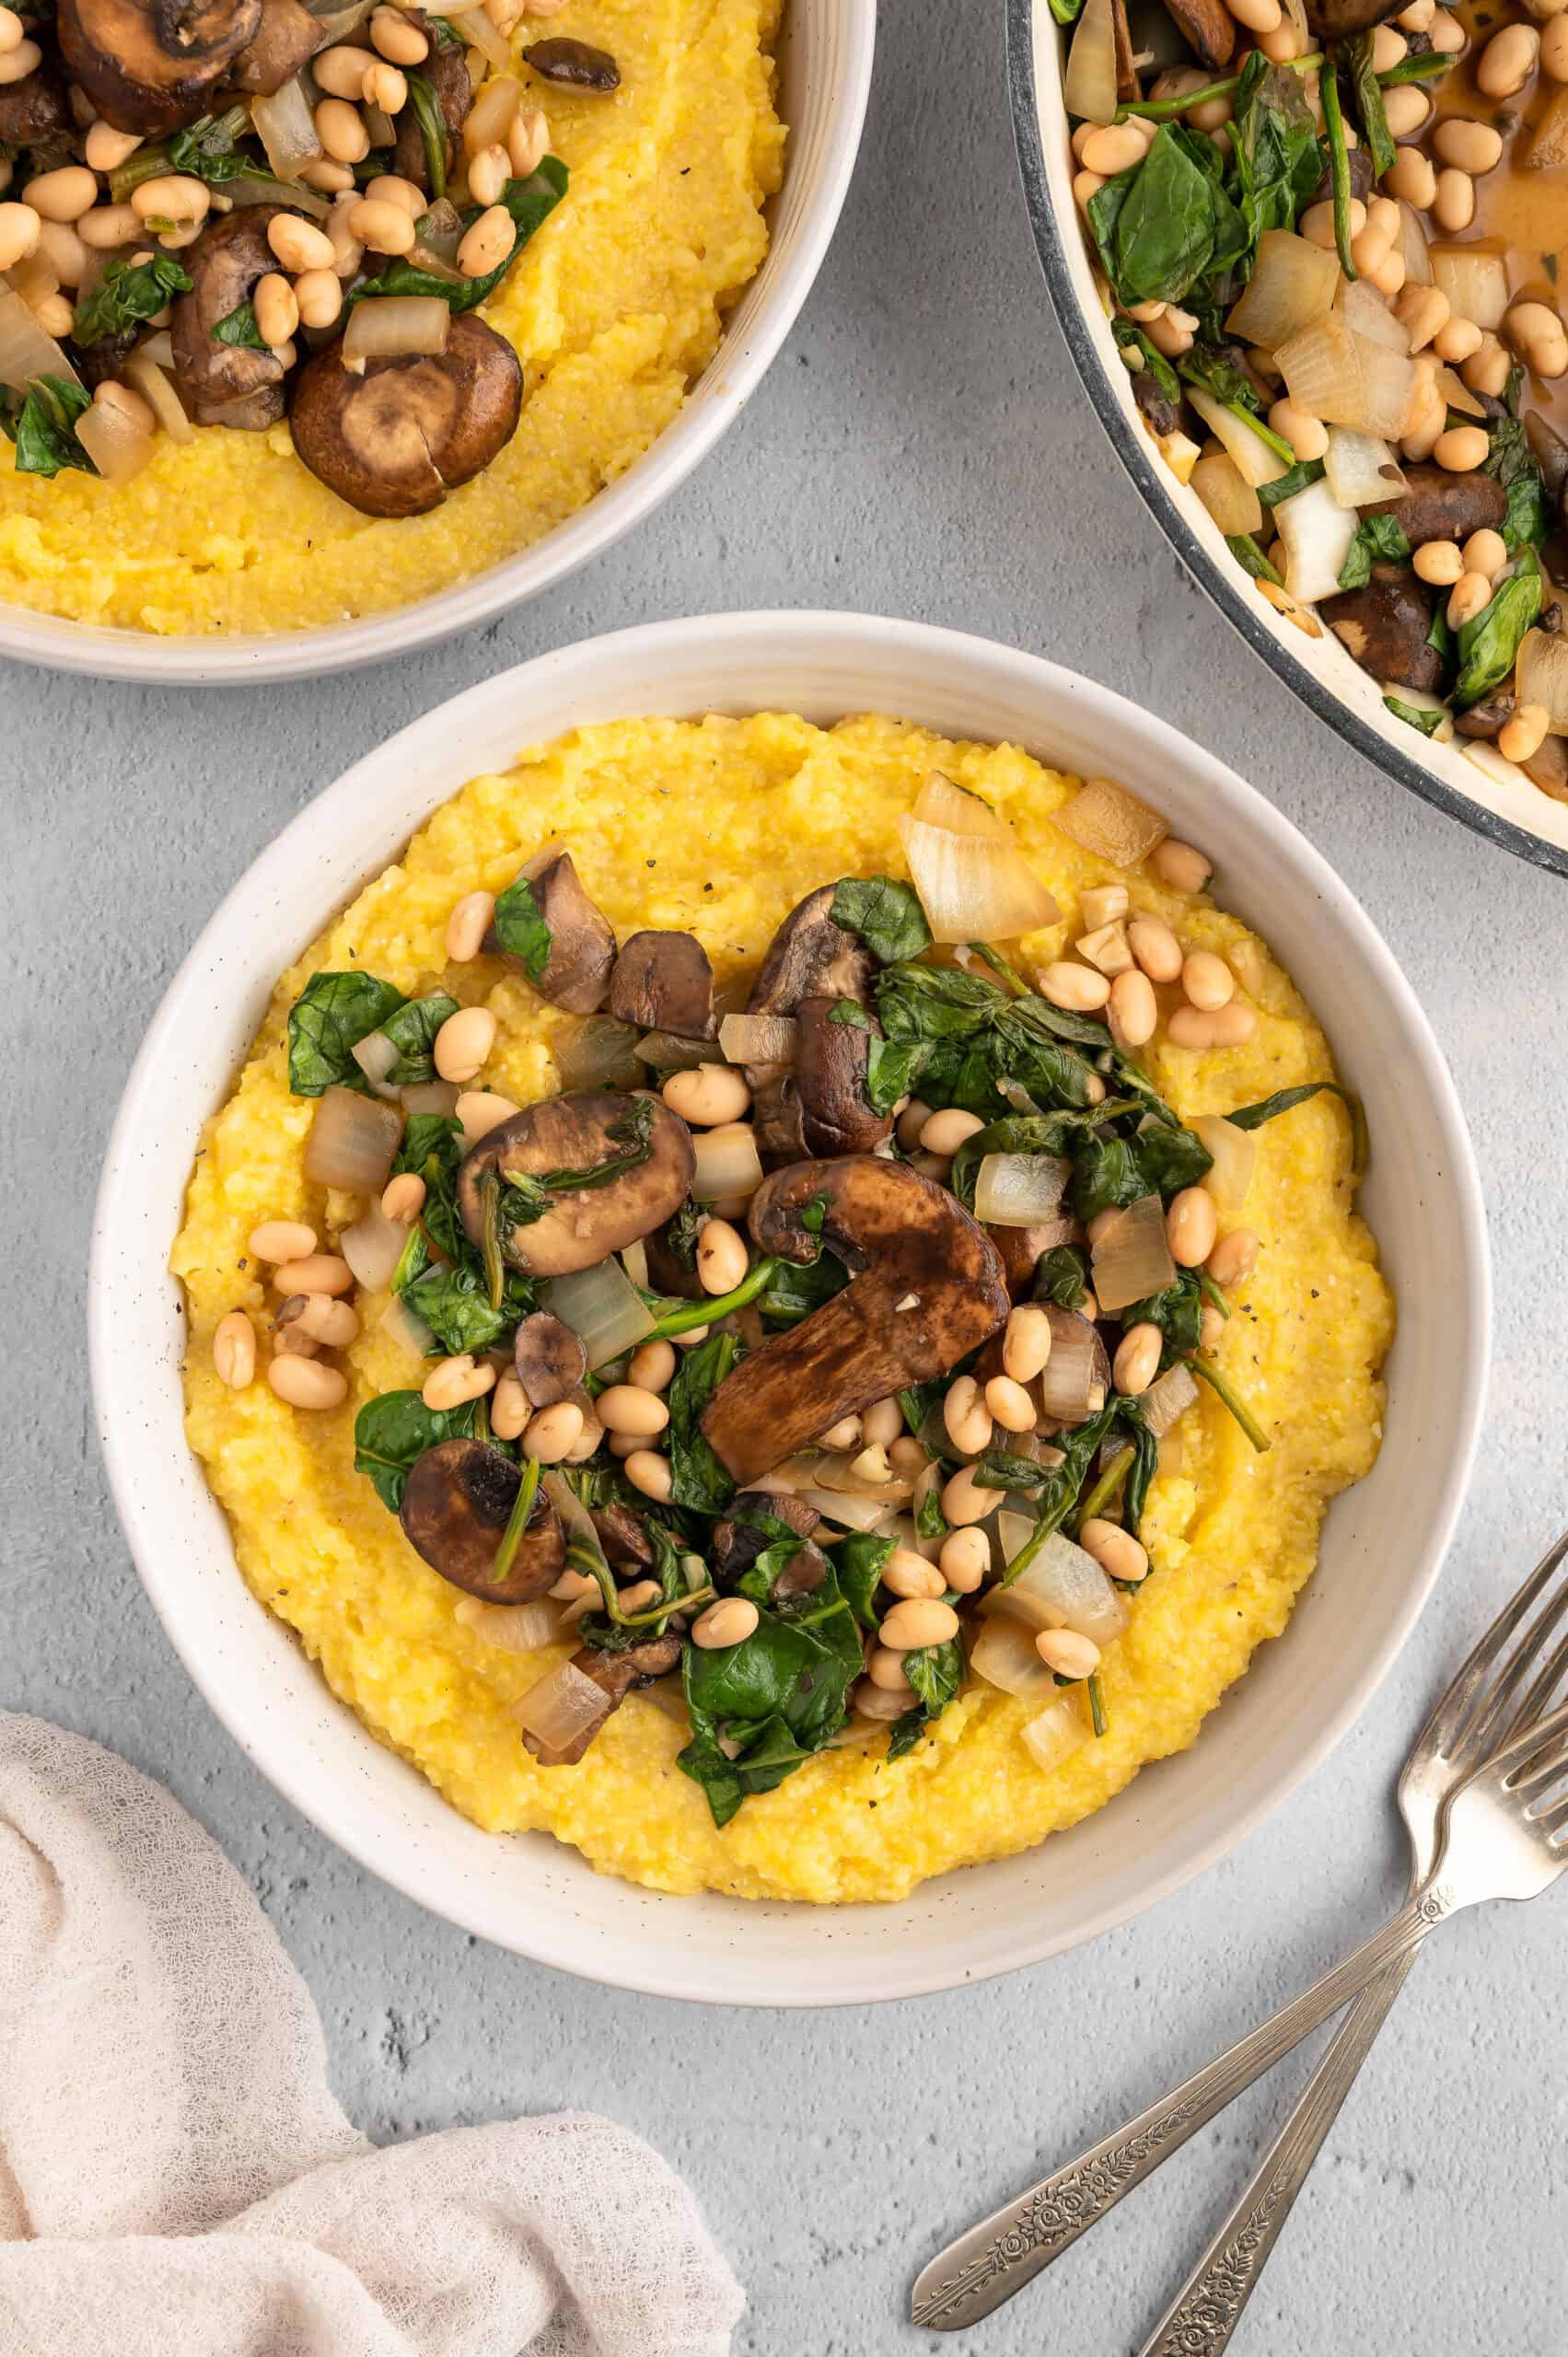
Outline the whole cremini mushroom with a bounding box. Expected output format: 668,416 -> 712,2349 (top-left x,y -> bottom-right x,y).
513,1309 -> 588,1407
791,996 -> 894,1155
1365,465 -> 1507,550
483,847 -> 618,1014
58,0 -> 261,133
609,930 -> 717,1039
400,1437 -> 565,1601
699,1156 -> 1009,1484
229,0 -> 323,93
169,206 -> 289,427
457,1087 -> 695,1277
1320,565 -> 1444,692
290,313 -> 522,518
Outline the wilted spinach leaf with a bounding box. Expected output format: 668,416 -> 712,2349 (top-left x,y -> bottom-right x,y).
213,299 -> 267,349
1338,511 -> 1411,590
888,1627 -> 964,1761
491,867 -> 552,979
667,1330 -> 738,1513
379,993 -> 461,1086
677,1568 -> 864,1826
286,971 -> 406,1096
1034,1244 -> 1090,1309
1453,549 -> 1542,711
402,1260 -> 530,1356
5,377 -> 95,479
73,253 -> 192,345
353,1390 -> 481,1510
830,875 -> 932,963
352,159 -> 567,313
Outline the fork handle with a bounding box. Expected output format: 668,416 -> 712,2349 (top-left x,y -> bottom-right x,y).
1137,1951 -> 1418,2357
909,1883 -> 1452,2332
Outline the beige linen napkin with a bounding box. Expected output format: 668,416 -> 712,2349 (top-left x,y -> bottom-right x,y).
0,1713 -> 743,2357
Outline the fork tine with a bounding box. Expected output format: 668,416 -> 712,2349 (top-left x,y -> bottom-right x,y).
1506,1726 -> 1568,1797
1506,1623 -> 1568,1739
1466,1555 -> 1568,1759
1420,1530 -> 1568,1766
1531,1794 -> 1568,1838
1484,1692 -> 1568,1783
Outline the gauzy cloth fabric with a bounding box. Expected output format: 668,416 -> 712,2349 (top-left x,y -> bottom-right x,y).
0,1714 -> 742,2357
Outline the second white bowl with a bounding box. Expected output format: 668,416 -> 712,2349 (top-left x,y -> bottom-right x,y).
89,610 -> 1488,2003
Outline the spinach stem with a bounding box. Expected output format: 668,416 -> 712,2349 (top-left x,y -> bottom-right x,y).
1227,399 -> 1297,467
480,1169 -> 505,1311
1075,1446 -> 1133,1531
969,941 -> 1028,993
1198,1270 -> 1232,1320
1318,64 -> 1358,281
1087,1672 -> 1108,1738
1115,52 -> 1321,119
645,1256 -> 782,1339
488,1454 -> 540,1585
1191,1353 -> 1272,1452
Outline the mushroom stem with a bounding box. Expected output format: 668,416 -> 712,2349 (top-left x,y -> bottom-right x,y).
488,1451 -> 541,1587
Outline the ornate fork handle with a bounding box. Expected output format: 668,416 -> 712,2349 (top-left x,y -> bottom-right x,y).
909,1885 -> 1452,2333
1138,1952 -> 1417,2356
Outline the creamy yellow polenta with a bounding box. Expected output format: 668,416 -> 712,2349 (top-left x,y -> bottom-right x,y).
172,713 -> 1393,1903
0,0 -> 783,635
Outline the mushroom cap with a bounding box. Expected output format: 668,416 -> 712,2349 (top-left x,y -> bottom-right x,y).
513,1309 -> 588,1406
748,887 -> 876,1016
0,57 -> 70,145
520,1633 -> 681,1766
792,995 -> 894,1156
590,1502 -> 656,1569
523,34 -> 620,90
1303,0 -> 1402,37
1365,463 -> 1508,552
230,0 -> 322,94
609,929 -> 717,1039
1160,0 -> 1235,70
711,1491 -> 819,1585
484,847 -> 618,1014
1320,564 -> 1443,692
59,0 -> 262,133
393,38 -> 470,191
700,1155 -> 1010,1484
399,1437 -> 565,1601
749,1067 -> 809,1168
170,207 -> 288,421
290,312 -> 523,519
457,1087 -> 696,1277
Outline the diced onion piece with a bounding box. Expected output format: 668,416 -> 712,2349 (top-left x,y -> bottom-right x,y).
747,1454 -> 821,1495
620,1237 -> 650,1291
1185,387 -> 1289,491
1275,316 -> 1415,440
1051,773 -> 1168,865
340,1201 -> 408,1291
1431,244 -> 1509,332
515,1658 -> 606,1753
1273,475 -> 1358,606
1192,1114 -> 1255,1216
691,1123 -> 763,1203
1338,278 -> 1410,355
1462,738 -> 1532,794
718,1011 -> 797,1066
899,815 -> 1060,944
251,75 -> 321,180
540,1257 -> 655,1369
1156,427 -> 1202,487
635,1030 -> 725,1072
1323,426 -> 1404,510
1396,201 -> 1432,288
1191,449 -> 1263,538
123,349 -> 193,445
1090,1193 -> 1175,1314
0,285 -> 78,397
912,772 -> 1013,839
454,1594 -> 563,1652
453,2 -> 510,69
380,1293 -> 434,1358
401,1078 -> 460,1117
1143,1360 -> 1199,1439
226,170 -> 329,216
797,1486 -> 909,1531
1039,1306 -> 1108,1424
974,1151 -> 1071,1227
351,1028 -> 402,1097
1516,628 -> 1568,733
138,330 -> 174,368
1020,1690 -> 1092,1774
413,197 -> 464,266
75,395 -> 157,485
1434,365 -> 1485,421
1063,0 -> 1118,122
985,1529 -> 1128,1645
343,296 -> 450,365
1225,229 -> 1340,351
309,0 -> 376,35
996,1510 -> 1033,1565
303,1083 -> 404,1193
805,1451 -> 914,1501
553,1015 -> 642,1090
970,1614 -> 1061,1702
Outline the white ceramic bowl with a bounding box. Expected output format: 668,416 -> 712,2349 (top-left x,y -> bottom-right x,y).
0,5 -> 873,688
1006,0 -> 1568,878
90,610 -> 1488,2005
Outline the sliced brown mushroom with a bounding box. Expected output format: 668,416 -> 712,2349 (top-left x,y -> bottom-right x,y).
1366,463 -> 1507,549
1110,0 -> 1139,99
1320,564 -> 1443,691
1523,732 -> 1568,804
984,1217 -> 1082,1302
1160,0 -> 1235,72
520,1632 -> 681,1766
229,0 -> 322,93
0,57 -> 69,145
457,1088 -> 695,1277
289,313 -> 522,518
524,34 -> 619,90
1455,691 -> 1516,740
770,1542 -> 829,1602
1303,0 -> 1402,39
169,207 -> 287,428
513,1309 -> 588,1407
393,36 -> 470,192
700,1157 -> 1009,1485
1131,371 -> 1182,439
483,847 -> 617,1014
609,931 -> 717,1039
58,0 -> 261,134
643,1212 -> 706,1299
749,1068 -> 809,1168
75,326 -> 141,388
748,887 -> 875,1016
400,1438 -> 564,1601
792,996 -> 894,1156
710,1491 -> 820,1585
590,1502 -> 655,1571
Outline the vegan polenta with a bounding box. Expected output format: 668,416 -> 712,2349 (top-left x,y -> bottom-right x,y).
172,714 -> 1392,1904
0,0 -> 783,635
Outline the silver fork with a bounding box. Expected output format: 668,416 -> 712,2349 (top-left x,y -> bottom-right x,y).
911,1532 -> 1568,2337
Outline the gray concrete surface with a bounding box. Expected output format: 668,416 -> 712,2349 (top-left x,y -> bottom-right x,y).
6,11 -> 1568,2353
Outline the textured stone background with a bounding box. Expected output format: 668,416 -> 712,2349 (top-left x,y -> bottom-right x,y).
6,9 -> 1568,2352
